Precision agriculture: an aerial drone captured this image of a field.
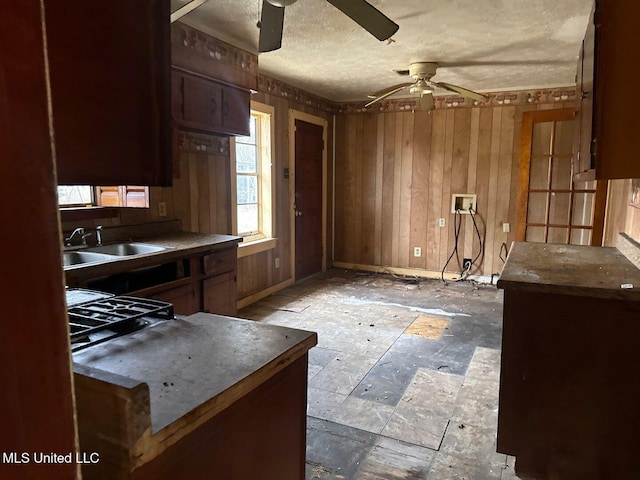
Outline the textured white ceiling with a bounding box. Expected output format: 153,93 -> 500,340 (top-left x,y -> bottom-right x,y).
178,0 -> 593,102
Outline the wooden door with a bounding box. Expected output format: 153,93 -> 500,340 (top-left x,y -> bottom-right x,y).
516,109 -> 606,246
294,120 -> 324,280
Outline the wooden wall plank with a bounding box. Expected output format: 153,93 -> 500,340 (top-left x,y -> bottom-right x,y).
475,108 -> 494,272
399,113 -> 415,267
342,115 -> 358,262
381,113 -> 396,266
484,108 -> 503,275
333,114 -> 347,261
409,111 -> 431,269
439,110 -> 455,272
426,111 -> 446,272
464,108 -> 480,265
360,114 -> 376,265
354,115 -> 364,263
374,115 -> 385,265
494,106 -> 516,273
391,113 -> 404,266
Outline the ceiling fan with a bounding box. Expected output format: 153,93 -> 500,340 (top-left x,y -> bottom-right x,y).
365,62 -> 489,111
258,0 -> 399,53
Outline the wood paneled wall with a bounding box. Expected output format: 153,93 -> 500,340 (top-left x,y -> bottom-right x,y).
334,103 -> 574,277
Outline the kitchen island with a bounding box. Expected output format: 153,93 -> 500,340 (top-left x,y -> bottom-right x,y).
496,240 -> 640,479
73,312 -> 317,479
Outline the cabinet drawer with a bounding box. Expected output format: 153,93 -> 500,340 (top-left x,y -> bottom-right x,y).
202,248 -> 237,276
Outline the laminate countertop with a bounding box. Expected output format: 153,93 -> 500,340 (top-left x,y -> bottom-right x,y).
73,312 -> 317,466
64,232 -> 241,284
497,241 -> 640,301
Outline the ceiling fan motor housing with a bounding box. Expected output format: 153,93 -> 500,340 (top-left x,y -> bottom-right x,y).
409,62 -> 438,80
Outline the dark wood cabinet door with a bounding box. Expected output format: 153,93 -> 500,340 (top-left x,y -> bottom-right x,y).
182,75 -> 223,131
46,0 -> 172,186
203,272 -> 237,316
222,86 -> 251,136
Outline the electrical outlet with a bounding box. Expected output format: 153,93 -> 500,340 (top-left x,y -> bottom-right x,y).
503,223 -> 510,233
275,257 -> 280,269
463,258 -> 472,271
158,202 -> 167,217
413,247 -> 422,257
438,218 -> 445,227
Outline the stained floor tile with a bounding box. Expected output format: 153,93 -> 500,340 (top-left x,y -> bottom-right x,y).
405,314 -> 450,339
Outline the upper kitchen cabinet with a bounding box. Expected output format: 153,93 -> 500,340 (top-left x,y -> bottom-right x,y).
170,23 -> 257,137
574,2 -> 640,180
173,71 -> 250,136
45,0 -> 172,186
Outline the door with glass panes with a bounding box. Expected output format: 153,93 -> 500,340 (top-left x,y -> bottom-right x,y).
516,109 -> 606,246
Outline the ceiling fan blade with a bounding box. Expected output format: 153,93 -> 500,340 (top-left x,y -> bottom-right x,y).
365,84 -> 410,108
434,82 -> 489,102
393,69 -> 410,76
326,0 -> 399,41
367,82 -> 413,99
258,0 -> 285,53
419,93 -> 435,112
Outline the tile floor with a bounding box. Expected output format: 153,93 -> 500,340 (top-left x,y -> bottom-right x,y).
239,269 -> 520,480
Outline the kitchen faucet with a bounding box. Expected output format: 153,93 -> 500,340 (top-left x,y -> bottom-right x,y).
96,225 -> 103,246
65,227 -> 91,247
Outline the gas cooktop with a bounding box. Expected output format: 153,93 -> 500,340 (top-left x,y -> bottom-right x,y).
66,289 -> 174,352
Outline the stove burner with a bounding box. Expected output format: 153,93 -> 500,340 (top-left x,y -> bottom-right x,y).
69,295 -> 174,352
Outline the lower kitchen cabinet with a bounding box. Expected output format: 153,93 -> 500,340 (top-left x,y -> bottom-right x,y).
77,247 -> 238,316
203,271 -> 237,316
73,313 -> 317,480
130,280 -> 200,316
497,242 -> 640,479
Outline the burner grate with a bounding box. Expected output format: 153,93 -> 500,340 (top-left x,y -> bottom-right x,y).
69,296 -> 174,351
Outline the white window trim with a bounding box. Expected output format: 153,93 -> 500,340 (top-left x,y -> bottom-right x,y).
231,101 -> 276,255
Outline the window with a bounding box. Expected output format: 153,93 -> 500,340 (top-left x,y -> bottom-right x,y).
57,185 -> 94,207
232,102 -> 274,244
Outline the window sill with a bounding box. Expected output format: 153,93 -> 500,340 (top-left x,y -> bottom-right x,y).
60,206 -> 119,222
238,237 -> 277,258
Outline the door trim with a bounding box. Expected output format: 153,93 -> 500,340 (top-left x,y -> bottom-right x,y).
288,109 -> 328,279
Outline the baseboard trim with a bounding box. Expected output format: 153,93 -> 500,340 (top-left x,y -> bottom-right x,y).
332,262 -> 495,284
236,278 -> 295,310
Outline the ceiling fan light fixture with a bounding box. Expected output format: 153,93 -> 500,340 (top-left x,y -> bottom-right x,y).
409,79 -> 432,95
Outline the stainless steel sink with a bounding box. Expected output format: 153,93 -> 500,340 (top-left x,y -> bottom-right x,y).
62,251 -> 115,267
86,242 -> 170,256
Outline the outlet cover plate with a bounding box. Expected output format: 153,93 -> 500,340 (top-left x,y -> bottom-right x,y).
451,194 -> 477,214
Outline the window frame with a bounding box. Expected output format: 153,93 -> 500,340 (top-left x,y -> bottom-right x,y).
230,101 -> 276,250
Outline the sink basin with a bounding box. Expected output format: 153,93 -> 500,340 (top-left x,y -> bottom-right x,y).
87,242 -> 170,256
63,251 -> 115,267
